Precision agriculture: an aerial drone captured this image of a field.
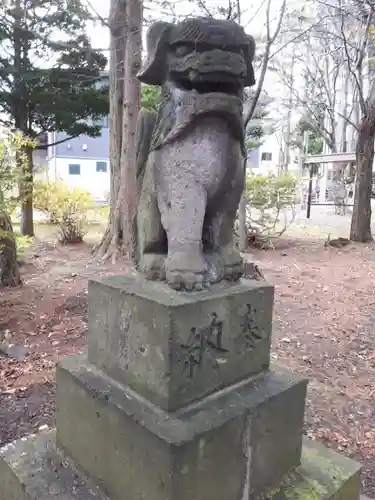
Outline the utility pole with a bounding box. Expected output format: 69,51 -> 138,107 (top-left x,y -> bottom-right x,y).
300,130 -> 309,176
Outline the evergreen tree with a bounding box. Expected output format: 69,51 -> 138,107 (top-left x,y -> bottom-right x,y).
245,94 -> 273,156
0,0 -> 108,236
293,105 -> 325,156
245,106 -> 271,153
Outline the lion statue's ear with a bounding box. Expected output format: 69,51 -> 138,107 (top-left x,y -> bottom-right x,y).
243,34 -> 256,87
137,21 -> 173,86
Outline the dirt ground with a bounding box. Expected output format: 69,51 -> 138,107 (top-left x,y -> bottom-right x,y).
1,237 -> 375,496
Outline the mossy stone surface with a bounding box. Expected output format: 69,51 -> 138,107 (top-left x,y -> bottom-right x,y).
261,437 -> 361,500
0,431 -> 108,500
0,432 -> 362,500
56,356 -> 307,500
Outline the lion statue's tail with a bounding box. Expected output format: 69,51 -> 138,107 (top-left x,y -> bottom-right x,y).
132,108 -> 158,262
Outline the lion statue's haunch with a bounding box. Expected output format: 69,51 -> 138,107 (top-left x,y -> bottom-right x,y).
134,17 -> 256,291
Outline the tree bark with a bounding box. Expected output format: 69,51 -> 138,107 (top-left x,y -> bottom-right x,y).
0,213 -> 22,287
12,0 -> 34,237
119,0 -> 142,255
94,0 -> 142,261
94,0 -> 126,259
20,148 -> 34,237
350,113 -> 375,242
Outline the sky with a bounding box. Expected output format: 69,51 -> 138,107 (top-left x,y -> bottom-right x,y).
84,0 -> 293,52
0,0 -> 304,131
82,0 -> 311,143
83,0 -> 298,106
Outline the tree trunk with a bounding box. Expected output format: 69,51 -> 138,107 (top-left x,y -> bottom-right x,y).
350,114 -> 374,242
94,0 -> 142,261
119,0 -> 142,255
282,52 -> 295,173
13,0 -> 34,237
20,148 -> 34,237
0,213 -> 21,287
94,0 -> 126,259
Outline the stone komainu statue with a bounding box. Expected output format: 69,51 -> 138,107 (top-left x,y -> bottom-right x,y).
134,17 -> 256,291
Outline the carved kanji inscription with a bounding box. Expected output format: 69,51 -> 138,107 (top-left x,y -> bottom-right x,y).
179,313 -> 228,379
178,304 -> 265,379
235,304 -> 264,352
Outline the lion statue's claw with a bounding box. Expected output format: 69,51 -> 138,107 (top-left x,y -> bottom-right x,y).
167,270 -> 208,291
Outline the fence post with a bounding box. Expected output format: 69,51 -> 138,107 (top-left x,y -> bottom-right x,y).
306,165 -> 313,219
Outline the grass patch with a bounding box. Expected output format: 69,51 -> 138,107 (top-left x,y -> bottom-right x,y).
286,218 -> 351,241
13,219 -> 107,248
15,235 -> 33,260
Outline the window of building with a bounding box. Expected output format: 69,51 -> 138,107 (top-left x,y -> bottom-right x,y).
96,161 -> 108,173
69,163 -> 81,175
261,152 -> 272,161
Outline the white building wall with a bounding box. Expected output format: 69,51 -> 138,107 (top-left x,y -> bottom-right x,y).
49,157 -> 110,202
255,134 -> 301,176
32,149 -> 49,180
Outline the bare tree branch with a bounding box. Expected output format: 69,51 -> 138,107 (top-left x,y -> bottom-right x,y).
339,4 -> 369,113
35,133 -> 81,149
84,0 -> 110,27
244,0 -> 287,127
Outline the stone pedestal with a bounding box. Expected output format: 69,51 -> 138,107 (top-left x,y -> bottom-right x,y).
0,275 -> 362,500
87,276 -> 274,410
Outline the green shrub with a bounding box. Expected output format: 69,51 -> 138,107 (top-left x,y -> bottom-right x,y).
0,130 -> 36,216
34,180 -> 92,222
33,180 -> 65,223
246,173 -> 297,208
0,130 -> 35,286
58,210 -> 86,244
15,235 -> 33,260
34,180 -> 92,243
243,173 -> 297,248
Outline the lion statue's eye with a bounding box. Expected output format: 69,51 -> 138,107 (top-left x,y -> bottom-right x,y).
175,44 -> 193,57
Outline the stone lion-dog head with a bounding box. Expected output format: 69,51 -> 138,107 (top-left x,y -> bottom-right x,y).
138,17 -> 255,98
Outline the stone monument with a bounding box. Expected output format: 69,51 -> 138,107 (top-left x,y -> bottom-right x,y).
0,17 -> 362,500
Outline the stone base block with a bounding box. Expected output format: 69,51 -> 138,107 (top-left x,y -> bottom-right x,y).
0,431 -> 108,500
56,355 -> 306,500
263,438 -> 362,499
0,431 -> 361,500
87,275 -> 274,411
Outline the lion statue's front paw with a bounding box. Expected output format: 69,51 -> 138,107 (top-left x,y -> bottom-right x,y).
138,254 -> 166,281
166,270 -> 208,291
218,246 -> 244,282
223,262 -> 244,281
166,249 -> 208,291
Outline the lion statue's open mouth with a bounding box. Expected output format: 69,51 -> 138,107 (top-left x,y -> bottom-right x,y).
168,45 -> 247,98
173,75 -> 241,97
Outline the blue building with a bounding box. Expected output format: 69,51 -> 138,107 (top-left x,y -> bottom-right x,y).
46,119 -> 110,202
42,74 -> 110,201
